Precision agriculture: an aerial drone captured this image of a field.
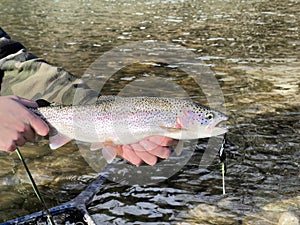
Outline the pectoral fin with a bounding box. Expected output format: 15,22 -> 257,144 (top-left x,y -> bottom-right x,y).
90,143 -> 104,151
174,140 -> 184,156
49,132 -> 72,150
102,146 -> 117,164
90,141 -> 118,163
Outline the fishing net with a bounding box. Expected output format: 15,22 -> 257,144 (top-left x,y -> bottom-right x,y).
0,175 -> 106,225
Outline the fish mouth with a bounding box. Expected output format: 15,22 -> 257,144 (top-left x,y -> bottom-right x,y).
216,118 -> 228,128
209,116 -> 229,136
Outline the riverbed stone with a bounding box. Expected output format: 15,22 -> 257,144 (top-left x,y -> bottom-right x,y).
243,196 -> 300,225
181,203 -> 238,225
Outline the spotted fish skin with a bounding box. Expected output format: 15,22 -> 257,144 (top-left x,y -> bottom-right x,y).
31,96 -> 227,150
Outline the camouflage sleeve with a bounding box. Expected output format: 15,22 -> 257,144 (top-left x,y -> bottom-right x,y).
0,28 -> 98,105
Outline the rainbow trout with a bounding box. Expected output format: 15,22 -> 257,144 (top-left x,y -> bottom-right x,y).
32,96 -> 227,162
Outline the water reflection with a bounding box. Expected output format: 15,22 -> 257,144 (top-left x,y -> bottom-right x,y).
0,0 -> 299,224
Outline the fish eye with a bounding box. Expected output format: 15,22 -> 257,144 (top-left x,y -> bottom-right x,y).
205,112 -> 214,120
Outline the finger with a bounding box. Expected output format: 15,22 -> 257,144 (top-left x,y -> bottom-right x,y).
134,150 -> 158,166
121,145 -> 143,166
147,146 -> 171,159
148,136 -> 175,146
10,97 -> 49,136
7,143 -> 17,152
139,139 -> 159,151
130,143 -> 145,152
27,113 -> 49,136
22,125 -> 36,141
14,96 -> 38,108
116,145 -> 123,156
130,142 -> 158,166
0,140 -> 17,152
6,142 -> 17,152
15,134 -> 26,147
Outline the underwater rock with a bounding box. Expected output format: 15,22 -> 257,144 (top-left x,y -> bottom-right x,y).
262,196 -> 300,212
0,155 -> 15,177
180,203 -> 238,225
0,191 -> 24,211
243,196 -> 300,225
278,212 -> 299,225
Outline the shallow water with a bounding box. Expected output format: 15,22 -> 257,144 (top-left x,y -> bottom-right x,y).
0,0 -> 299,224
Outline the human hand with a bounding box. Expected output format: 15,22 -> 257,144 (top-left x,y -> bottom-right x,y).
117,136 -> 178,166
0,96 -> 49,152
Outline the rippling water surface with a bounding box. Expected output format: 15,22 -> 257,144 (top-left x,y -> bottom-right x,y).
0,0 -> 299,224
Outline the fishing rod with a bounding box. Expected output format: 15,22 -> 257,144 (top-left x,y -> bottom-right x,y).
15,147 -> 55,225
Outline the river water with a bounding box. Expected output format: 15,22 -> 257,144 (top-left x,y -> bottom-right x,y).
0,0 -> 299,224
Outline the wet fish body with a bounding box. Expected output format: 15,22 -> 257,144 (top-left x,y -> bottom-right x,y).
32,96 -> 227,160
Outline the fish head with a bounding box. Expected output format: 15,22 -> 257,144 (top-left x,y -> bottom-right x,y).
176,105 -> 228,138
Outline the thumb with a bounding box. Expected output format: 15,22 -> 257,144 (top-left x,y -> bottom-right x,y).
27,112 -> 50,136
13,96 -> 38,108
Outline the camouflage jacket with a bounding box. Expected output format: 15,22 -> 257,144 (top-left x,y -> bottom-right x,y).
0,27 -> 97,105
